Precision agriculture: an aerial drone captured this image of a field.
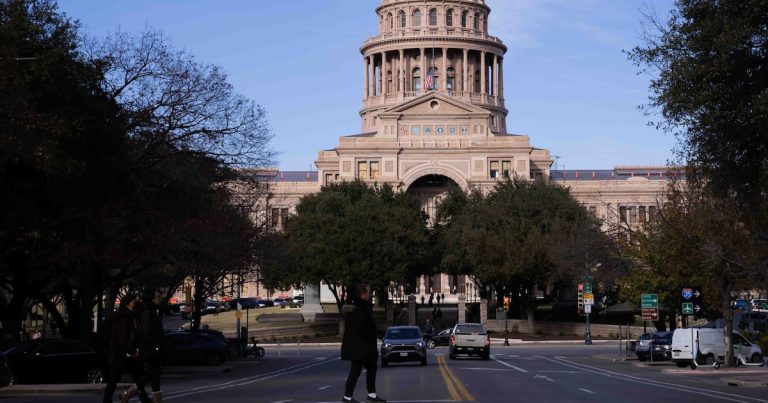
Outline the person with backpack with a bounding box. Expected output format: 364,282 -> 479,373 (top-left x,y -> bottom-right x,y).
102,294 -> 152,403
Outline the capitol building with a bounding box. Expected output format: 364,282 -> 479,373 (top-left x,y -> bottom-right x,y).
261,0 -> 670,305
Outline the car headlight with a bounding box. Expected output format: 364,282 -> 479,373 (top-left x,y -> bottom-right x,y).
416,341 -> 425,347
662,345 -> 670,349
383,343 -> 391,349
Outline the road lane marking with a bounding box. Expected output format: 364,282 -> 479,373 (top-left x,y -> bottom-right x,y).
579,388 -> 595,394
318,385 -> 331,390
544,356 -> 768,403
534,373 -> 554,382
437,355 -> 476,401
460,367 -> 515,371
490,356 -> 528,373
272,400 -> 292,403
163,357 -> 341,400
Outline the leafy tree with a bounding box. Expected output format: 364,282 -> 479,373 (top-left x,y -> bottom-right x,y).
437,179 -> 613,334
628,0 -> 768,212
625,174 -> 766,365
261,181 -> 430,311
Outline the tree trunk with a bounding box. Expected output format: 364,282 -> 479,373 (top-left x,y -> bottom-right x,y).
192,277 -> 205,331
722,282 -> 734,367
525,297 -> 536,335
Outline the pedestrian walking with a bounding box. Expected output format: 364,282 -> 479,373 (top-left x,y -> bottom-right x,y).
136,289 -> 165,403
436,294 -> 442,304
340,283 -> 386,403
420,295 -> 425,305
102,294 -> 152,403
424,318 -> 433,336
428,293 -> 434,306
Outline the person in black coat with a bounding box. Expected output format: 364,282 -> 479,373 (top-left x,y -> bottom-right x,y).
136,288 -> 165,403
340,283 -> 385,403
102,294 -> 152,403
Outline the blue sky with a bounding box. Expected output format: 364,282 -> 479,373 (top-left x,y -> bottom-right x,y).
57,0 -> 676,171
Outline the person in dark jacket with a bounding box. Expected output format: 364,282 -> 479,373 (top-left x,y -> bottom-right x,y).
102,294 -> 152,403
136,288 -> 165,403
340,283 -> 385,403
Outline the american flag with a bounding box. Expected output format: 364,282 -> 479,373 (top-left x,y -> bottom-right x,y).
423,74 -> 433,90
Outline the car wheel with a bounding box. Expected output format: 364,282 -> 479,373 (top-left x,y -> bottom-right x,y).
381,358 -> 388,367
421,358 -> 427,366
481,353 -> 490,360
750,353 -> 763,364
705,354 -> 716,366
637,355 -> 647,362
449,351 -> 456,360
207,353 -> 224,366
86,368 -> 104,384
426,340 -> 436,349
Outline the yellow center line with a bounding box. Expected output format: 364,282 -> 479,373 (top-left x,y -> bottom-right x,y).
437,355 -> 476,401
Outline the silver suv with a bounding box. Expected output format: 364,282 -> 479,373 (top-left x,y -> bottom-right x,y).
380,326 -> 427,367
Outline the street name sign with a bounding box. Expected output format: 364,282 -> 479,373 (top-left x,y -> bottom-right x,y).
641,294 -> 659,309
642,308 -> 659,321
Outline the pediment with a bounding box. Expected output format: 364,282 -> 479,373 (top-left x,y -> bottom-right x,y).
379,91 -> 490,118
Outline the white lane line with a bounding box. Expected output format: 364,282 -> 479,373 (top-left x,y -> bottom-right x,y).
164,357 -> 341,400
491,355 -> 529,372
538,370 -> 582,374
460,367 -> 515,371
544,356 -> 768,403
579,388 -> 595,394
318,385 -> 331,390
272,400 -> 293,403
534,374 -> 555,382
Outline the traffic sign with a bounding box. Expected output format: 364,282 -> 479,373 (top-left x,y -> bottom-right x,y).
583,283 -> 593,294
642,308 -> 659,321
641,294 -> 659,309
680,286 -> 703,317
584,293 -> 594,305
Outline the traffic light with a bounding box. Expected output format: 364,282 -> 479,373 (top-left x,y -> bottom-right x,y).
577,283 -> 584,315
503,296 -> 510,312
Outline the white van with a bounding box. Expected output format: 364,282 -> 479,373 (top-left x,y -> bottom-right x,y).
671,328 -> 763,367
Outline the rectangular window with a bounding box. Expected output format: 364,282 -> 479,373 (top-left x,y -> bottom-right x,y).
628,206 -> 637,224
619,206 -> 628,224
534,172 -> 543,182
502,160 -> 511,178
271,208 -> 280,228
489,161 -> 499,178
639,206 -> 647,223
649,206 -> 657,222
280,208 -> 289,226
325,173 -> 333,185
370,161 -> 380,179
589,206 -> 597,216
358,161 -> 368,178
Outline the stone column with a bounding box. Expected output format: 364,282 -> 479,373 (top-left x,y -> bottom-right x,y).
369,54 -> 376,96
462,48 -> 468,92
380,51 -> 386,94
493,53 -> 499,97
301,283 -> 324,322
480,298 -> 488,325
499,56 -> 504,99
399,49 -> 405,93
364,56 -> 369,98
420,47 -> 426,91
480,51 -> 486,95
408,295 -> 416,326
442,47 -> 448,91
458,294 -> 466,323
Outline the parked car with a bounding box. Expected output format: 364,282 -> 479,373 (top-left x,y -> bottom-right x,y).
256,299 -> 274,308
229,297 -> 261,310
202,299 -> 228,315
751,299 -> 768,313
425,328 -> 453,349
380,326 -> 427,367
4,339 -> 106,384
292,295 -> 304,305
635,331 -> 673,361
164,331 -> 228,366
731,299 -> 749,311
647,334 -> 674,361
0,352 -> 13,388
272,298 -> 289,307
166,329 -> 228,345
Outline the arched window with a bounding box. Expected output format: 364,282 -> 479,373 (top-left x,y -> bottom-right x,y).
387,71 -> 393,93
447,67 -> 456,91
446,9 -> 454,26
429,8 -> 437,26
412,67 -> 421,91
474,13 -> 480,30
412,9 -> 421,27
387,13 -> 393,30
474,70 -> 480,92
399,11 -> 406,28
461,10 -> 468,28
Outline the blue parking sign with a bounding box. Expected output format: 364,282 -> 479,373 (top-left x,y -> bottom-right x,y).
681,288 -> 693,300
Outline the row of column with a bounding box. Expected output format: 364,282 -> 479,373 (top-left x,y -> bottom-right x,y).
363,48 -> 504,98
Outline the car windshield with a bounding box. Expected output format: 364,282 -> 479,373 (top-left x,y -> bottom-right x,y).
454,324 -> 486,335
638,333 -> 651,340
386,328 -> 421,339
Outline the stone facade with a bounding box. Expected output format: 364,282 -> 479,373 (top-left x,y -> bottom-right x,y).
263,0 -> 671,304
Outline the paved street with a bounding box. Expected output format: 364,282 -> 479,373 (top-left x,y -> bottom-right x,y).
6,344 -> 768,403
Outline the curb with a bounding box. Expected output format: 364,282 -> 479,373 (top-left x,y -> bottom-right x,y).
722,377 -> 768,387
0,383 -> 125,397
